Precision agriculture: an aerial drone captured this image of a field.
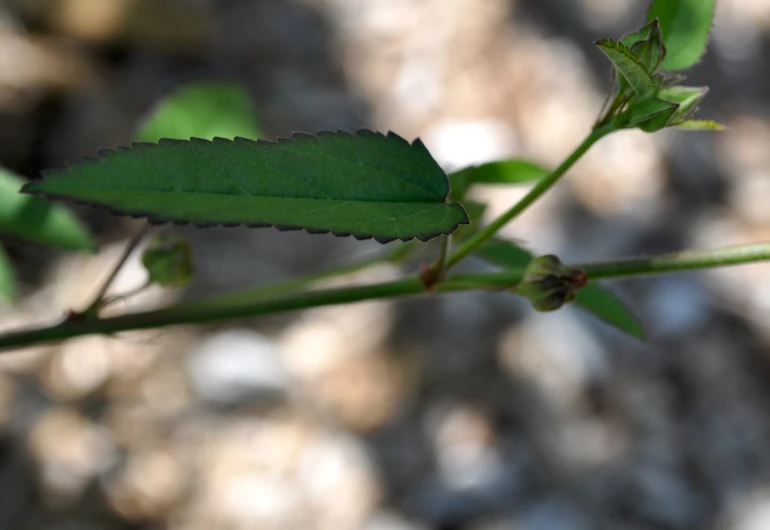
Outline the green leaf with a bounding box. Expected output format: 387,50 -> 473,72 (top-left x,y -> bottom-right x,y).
0,167 -> 96,251
476,238 -> 533,269
475,239 -> 644,338
136,81 -> 261,142
659,85 -> 707,112
659,86 -> 708,124
621,19 -> 666,73
647,0 -> 716,71
449,159 -> 549,202
0,245 -> 16,301
596,39 -> 657,98
24,131 -> 469,243
674,119 -> 726,131
625,97 -> 679,133
575,284 -> 644,339
141,234 -> 193,287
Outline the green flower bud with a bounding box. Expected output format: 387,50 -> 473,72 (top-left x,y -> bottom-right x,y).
515,255 -> 588,312
141,234 -> 194,287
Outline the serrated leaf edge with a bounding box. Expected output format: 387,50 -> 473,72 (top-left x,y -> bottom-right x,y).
23,129 -> 470,244
596,39 -> 656,97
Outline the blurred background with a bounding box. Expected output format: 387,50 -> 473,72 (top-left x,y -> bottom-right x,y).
2,0 -> 770,528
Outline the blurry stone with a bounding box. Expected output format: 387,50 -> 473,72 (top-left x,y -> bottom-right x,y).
0,373 -> 14,433
280,300 -> 407,431
105,447 -> 188,520
187,329 -> 287,407
173,415 -> 379,530
557,417 -> 628,468
27,408 -> 115,505
643,277 -> 711,337
519,497 -> 591,530
573,130 -> 663,216
20,0 -> 209,54
0,26 -> 101,110
422,119 -> 519,172
430,405 -> 501,491
498,310 -> 608,409
619,463 -> 706,528
720,489 -> 770,530
364,511 -> 428,530
42,336 -> 111,400
315,351 -> 407,431
729,170 -> 770,225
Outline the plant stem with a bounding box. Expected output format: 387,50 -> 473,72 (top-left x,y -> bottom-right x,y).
421,235 -> 450,287
2,241 -> 770,351
0,271 -> 521,351
446,123 -> 615,268
82,227 -> 151,317
582,242 -> 770,279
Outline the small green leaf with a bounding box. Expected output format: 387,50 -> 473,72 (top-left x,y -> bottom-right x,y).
659,86 -> 708,124
621,19 -> 666,73
0,167 -> 96,251
24,131 -> 469,243
647,0 -> 716,71
575,284 -> 644,339
449,159 -> 549,202
596,39 -> 657,98
141,234 -> 193,287
474,239 -> 644,338
476,238 -> 533,269
136,81 -> 261,142
625,97 -> 679,133
674,119 -> 726,131
0,245 -> 16,301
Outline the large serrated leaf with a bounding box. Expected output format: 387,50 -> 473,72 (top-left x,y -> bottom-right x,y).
475,239 -> 644,338
596,39 -> 656,98
0,245 -> 15,301
136,81 -> 261,142
23,131 -> 469,243
647,0 -> 715,71
0,167 -> 96,251
449,159 -> 549,202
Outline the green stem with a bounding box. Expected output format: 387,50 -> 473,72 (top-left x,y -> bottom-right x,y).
447,123 -> 615,268
82,227 -> 150,316
582,242 -> 770,279
0,271 -> 521,351
2,241 -> 770,352
422,235 -> 450,287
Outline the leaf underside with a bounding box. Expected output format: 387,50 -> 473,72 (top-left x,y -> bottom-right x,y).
23,130 -> 469,243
